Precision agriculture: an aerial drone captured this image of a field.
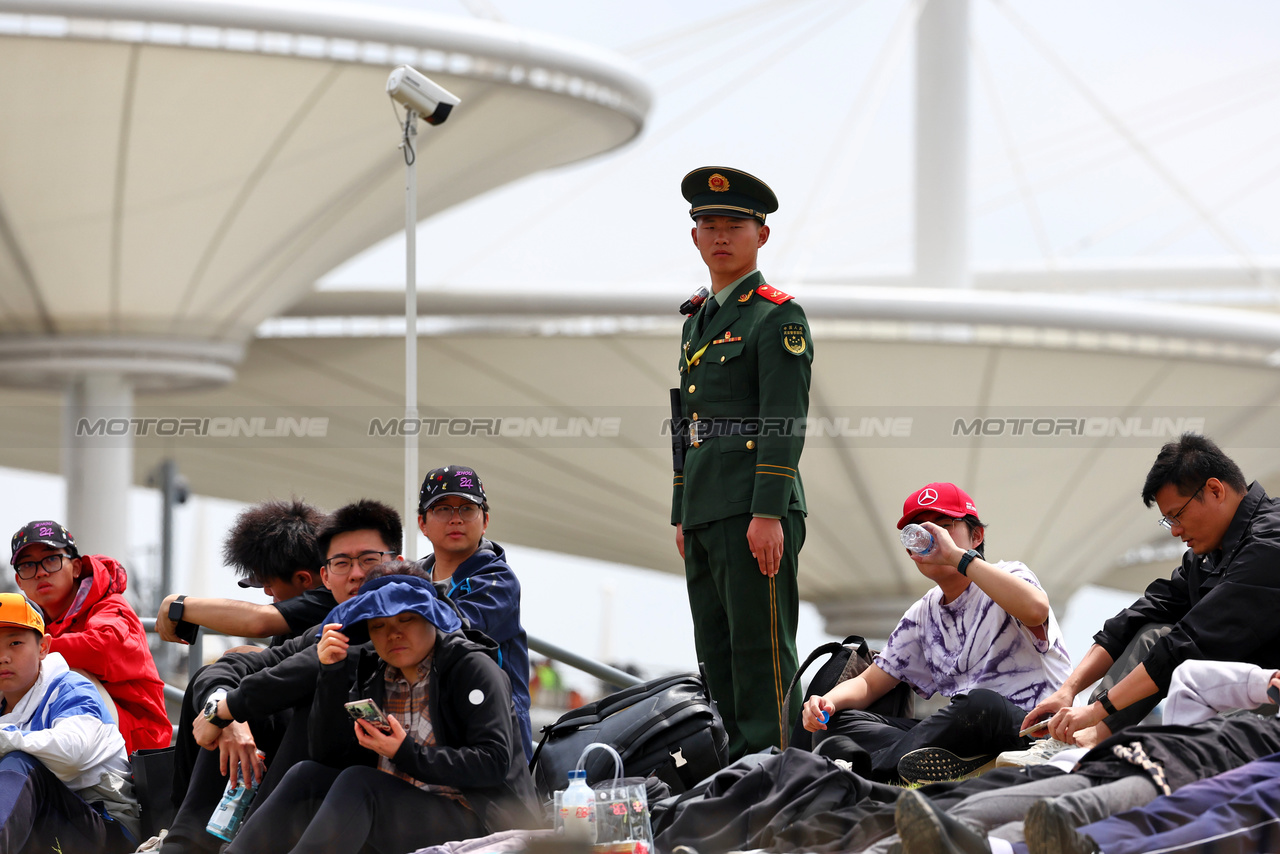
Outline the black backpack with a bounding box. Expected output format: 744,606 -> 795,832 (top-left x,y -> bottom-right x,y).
786,634 -> 915,751
530,671 -> 729,798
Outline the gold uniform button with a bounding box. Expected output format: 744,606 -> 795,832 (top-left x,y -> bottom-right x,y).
720,356 -> 725,362
688,384 -> 696,393
746,440 -> 756,450
692,358 -> 700,367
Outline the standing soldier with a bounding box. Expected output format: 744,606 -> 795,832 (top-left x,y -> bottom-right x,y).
672,166 -> 814,757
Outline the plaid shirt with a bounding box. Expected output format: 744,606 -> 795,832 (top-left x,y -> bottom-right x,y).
380,653 -> 470,807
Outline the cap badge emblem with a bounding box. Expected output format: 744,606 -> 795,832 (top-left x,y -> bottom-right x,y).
708,173 -> 729,192
919,488 -> 939,506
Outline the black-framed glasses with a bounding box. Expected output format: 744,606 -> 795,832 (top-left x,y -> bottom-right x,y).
324,550 -> 395,575
426,503 -> 483,522
1159,483 -> 1205,530
14,553 -> 70,580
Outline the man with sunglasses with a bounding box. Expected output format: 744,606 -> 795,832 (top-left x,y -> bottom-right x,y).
414,465 -> 532,759
1022,432 -> 1280,750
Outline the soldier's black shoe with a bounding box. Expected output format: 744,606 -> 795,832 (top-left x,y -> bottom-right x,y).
898,747 -> 996,784
1025,799 -> 1102,854
895,789 -> 992,854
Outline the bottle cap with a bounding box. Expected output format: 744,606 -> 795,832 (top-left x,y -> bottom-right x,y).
568,769 -> 587,780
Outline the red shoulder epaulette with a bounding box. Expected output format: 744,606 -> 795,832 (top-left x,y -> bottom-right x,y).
756,284 -> 794,304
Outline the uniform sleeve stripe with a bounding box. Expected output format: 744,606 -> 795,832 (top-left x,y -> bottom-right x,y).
758,471 -> 795,479
757,464 -> 797,472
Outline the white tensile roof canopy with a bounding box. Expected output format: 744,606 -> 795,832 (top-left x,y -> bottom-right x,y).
2,1 -> 1279,638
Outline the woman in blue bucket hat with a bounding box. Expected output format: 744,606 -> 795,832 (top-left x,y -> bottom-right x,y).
227,569 -> 540,854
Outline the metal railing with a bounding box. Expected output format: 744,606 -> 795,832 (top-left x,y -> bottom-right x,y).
141,619 -> 642,705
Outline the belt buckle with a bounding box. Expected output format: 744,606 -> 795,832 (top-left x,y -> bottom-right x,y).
689,422 -> 700,448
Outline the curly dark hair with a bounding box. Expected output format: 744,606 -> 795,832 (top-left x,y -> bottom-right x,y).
317,500 -> 403,559
222,499 -> 326,585
1142,433 -> 1247,508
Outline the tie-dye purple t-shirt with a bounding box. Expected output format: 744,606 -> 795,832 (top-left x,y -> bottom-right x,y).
873,561 -> 1071,712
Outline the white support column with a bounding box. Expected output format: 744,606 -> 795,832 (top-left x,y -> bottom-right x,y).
63,373 -> 134,563
915,0 -> 971,289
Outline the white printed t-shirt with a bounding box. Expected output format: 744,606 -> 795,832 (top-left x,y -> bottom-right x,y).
873,560 -> 1071,712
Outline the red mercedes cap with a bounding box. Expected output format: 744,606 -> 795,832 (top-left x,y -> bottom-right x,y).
897,482 -> 979,529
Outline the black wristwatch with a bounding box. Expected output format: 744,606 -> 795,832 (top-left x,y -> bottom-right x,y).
956,549 -> 980,576
168,594 -> 187,622
202,693 -> 233,728
1096,689 -> 1119,716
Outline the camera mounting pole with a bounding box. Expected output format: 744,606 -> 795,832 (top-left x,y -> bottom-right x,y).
402,107 -> 420,559
388,65 -> 459,559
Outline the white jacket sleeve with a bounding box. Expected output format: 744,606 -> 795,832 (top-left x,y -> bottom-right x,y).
1164,660 -> 1277,726
0,713 -> 120,785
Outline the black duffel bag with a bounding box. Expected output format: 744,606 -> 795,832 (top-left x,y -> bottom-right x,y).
530,671 -> 729,798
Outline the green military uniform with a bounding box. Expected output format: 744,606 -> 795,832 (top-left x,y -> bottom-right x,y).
672,167 -> 814,757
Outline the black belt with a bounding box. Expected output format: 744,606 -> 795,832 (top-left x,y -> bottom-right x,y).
689,418 -> 758,447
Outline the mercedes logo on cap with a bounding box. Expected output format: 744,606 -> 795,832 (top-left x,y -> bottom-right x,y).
918,488 -> 939,505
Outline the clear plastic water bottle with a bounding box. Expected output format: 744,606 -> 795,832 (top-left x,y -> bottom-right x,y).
900,523 -> 935,555
206,750 -> 266,842
559,769 -> 597,842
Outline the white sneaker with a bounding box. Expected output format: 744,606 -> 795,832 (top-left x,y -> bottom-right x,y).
995,737 -> 1073,768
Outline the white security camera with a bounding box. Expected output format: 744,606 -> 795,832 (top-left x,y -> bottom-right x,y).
386,65 -> 460,125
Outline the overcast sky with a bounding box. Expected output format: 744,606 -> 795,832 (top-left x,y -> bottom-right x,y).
323,0 -> 1280,294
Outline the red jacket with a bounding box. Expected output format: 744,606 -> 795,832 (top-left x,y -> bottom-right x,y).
43,554 -> 171,753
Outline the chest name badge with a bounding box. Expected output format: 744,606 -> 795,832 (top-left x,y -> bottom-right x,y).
781,322 -> 808,356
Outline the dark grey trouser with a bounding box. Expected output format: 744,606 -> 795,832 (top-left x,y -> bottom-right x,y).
861,774 -> 1158,852
1090,623 -> 1173,733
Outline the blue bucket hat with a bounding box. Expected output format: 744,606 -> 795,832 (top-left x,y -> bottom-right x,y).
318,574 -> 461,643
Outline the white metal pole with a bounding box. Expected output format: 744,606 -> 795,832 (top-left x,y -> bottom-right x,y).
915,0 -> 970,289
403,110 -> 419,560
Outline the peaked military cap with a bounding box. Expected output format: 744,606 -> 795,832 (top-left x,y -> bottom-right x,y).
682,166 -> 778,223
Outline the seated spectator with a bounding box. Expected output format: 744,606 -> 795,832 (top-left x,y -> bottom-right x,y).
802,482 -> 1071,783
157,499 -> 332,650
225,574 -> 540,854
0,592 -> 139,852
10,520 -> 168,754
1024,433 -> 1280,749
415,465 -> 532,759
159,500 -> 402,854
888,657 -> 1280,854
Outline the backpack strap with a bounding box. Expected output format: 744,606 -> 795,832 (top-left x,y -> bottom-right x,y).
783,635 -> 872,734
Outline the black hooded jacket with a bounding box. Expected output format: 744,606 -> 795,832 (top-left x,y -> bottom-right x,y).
309,627 -> 542,832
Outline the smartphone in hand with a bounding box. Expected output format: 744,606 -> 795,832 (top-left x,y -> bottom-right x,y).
344,699 -> 392,733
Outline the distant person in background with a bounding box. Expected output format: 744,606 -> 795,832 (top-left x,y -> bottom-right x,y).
10,520 -> 168,754
157,499 -> 332,650
414,465 -> 532,759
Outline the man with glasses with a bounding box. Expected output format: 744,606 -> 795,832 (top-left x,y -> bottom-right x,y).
801,483 -> 1071,784
10,520 -> 170,754
158,500 -> 403,854
1022,432 -> 1280,750
156,499 -> 332,650
414,465 -> 532,759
